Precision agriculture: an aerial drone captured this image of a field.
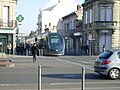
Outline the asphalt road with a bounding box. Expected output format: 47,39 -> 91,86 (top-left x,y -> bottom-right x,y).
0,55 -> 120,90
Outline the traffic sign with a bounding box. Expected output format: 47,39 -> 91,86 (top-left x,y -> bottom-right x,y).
16,15 -> 24,22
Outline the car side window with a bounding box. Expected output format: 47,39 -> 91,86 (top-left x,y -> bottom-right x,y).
117,52 -> 120,59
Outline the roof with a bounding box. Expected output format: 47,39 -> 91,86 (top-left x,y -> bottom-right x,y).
62,12 -> 76,20
43,4 -> 57,11
42,0 -> 76,10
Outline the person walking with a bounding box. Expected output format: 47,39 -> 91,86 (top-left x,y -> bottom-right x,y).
31,43 -> 38,62
7,42 -> 12,54
102,44 -> 106,52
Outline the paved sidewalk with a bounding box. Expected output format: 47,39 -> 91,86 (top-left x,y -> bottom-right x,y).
0,53 -> 8,58
0,53 -> 14,67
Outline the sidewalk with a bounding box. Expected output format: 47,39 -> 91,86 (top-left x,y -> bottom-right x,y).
8,54 -> 43,58
0,53 -> 14,67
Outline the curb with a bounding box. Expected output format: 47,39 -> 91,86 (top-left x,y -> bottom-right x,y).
0,61 -> 14,67
0,58 -> 14,67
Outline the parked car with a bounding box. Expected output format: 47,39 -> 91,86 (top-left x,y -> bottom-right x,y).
94,49 -> 120,79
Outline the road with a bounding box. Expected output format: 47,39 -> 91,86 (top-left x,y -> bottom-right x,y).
0,55 -> 120,90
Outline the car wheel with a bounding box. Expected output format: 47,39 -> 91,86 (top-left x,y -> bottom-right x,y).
108,68 -> 120,79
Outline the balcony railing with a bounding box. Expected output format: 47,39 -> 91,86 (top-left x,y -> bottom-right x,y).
0,19 -> 17,29
94,21 -> 117,30
84,23 -> 92,28
84,21 -> 118,30
94,21 -> 117,27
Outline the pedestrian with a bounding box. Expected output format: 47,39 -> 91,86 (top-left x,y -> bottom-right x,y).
102,44 -> 106,52
7,42 -> 12,54
31,43 -> 38,62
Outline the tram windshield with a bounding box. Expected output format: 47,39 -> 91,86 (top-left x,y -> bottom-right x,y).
48,34 -> 64,51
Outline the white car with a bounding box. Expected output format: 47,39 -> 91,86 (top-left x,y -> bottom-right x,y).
94,49 -> 120,79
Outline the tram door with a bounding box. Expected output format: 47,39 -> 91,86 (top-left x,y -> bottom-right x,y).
0,36 -> 7,53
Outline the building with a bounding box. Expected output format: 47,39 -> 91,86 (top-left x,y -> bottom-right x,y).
57,5 -> 83,55
36,0 -> 78,34
0,0 -> 18,54
82,0 -> 118,55
26,31 -> 37,44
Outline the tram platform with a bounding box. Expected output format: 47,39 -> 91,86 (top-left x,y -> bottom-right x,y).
0,53 -> 14,67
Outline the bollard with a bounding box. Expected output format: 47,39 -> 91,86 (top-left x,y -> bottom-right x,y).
81,67 -> 85,90
38,65 -> 42,90
89,41 -> 92,56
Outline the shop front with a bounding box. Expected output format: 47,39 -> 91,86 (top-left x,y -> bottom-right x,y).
0,28 -> 16,54
0,34 -> 13,54
64,32 -> 83,55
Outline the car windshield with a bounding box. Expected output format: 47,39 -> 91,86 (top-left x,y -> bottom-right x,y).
99,50 -> 113,59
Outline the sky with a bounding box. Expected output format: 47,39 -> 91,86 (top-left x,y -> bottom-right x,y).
16,0 -> 84,34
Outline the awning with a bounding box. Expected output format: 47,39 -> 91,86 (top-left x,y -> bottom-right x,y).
0,28 -> 16,34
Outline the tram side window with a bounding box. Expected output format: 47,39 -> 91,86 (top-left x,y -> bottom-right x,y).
39,39 -> 45,49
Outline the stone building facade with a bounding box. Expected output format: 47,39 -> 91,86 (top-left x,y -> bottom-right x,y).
0,0 -> 17,54
57,5 -> 83,55
82,0 -> 119,55
36,0 -> 78,34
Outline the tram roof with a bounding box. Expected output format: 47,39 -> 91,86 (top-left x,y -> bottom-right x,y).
37,32 -> 59,39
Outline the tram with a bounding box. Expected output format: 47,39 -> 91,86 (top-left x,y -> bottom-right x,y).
37,32 -> 65,56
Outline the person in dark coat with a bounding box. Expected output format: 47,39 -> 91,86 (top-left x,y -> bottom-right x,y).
31,43 -> 38,62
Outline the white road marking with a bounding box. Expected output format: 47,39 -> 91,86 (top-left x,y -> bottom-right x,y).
42,86 -> 120,90
53,58 -> 94,71
8,89 -> 38,90
0,84 -> 37,90
0,84 -> 18,86
50,81 -> 120,85
49,82 -> 120,90
85,87 -> 120,90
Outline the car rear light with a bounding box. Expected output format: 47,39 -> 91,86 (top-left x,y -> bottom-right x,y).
102,60 -> 111,65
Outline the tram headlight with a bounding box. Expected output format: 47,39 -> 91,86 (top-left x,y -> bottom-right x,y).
56,50 -> 58,52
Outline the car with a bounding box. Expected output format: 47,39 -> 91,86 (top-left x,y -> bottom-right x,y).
94,49 -> 120,79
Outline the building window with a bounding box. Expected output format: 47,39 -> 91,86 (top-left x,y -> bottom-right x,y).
67,23 -> 69,32
64,23 -> 67,33
70,21 -> 72,30
3,6 -> 9,24
45,24 -> 47,28
74,20 -> 76,29
85,10 -> 88,24
89,9 -> 92,23
85,9 -> 92,24
99,6 -> 112,21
